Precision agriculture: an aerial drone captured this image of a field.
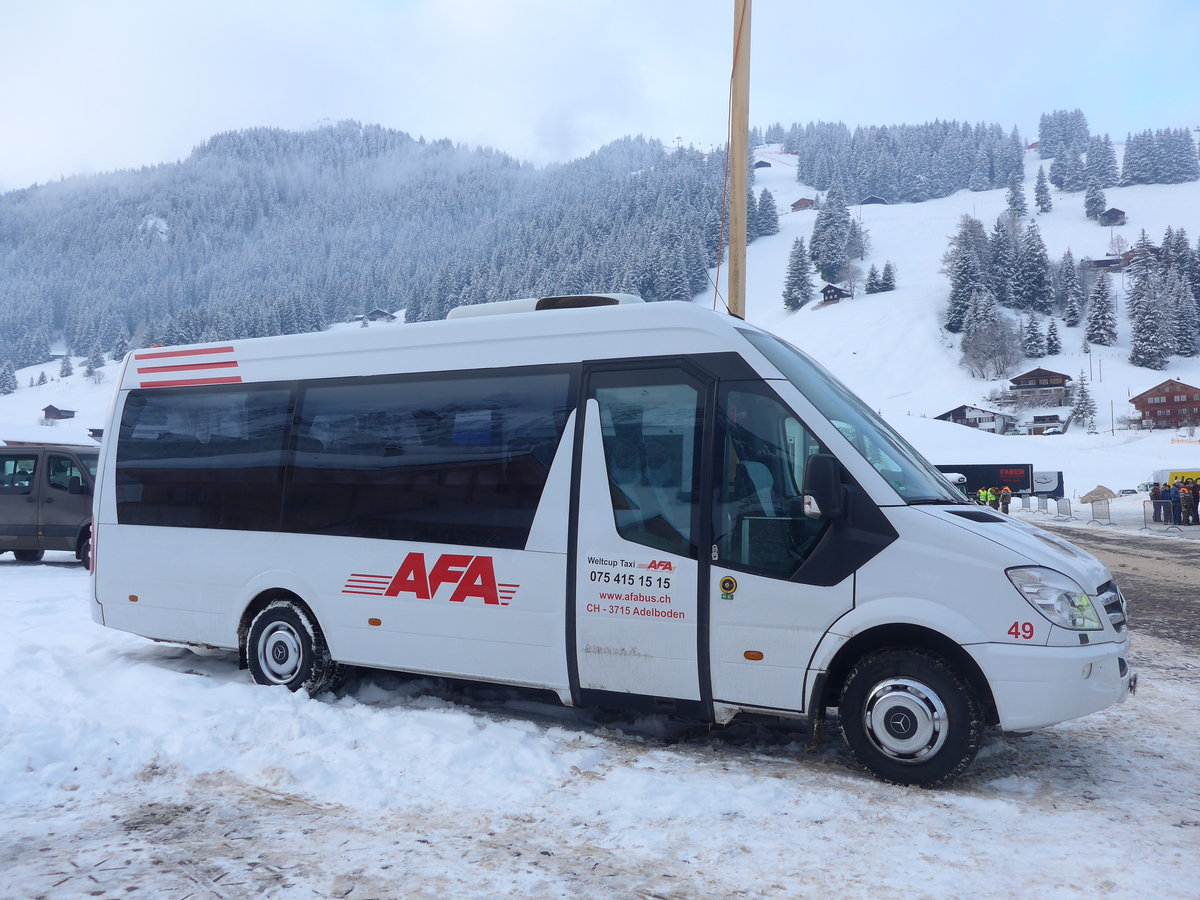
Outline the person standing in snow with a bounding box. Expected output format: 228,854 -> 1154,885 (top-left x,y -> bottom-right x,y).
999,486 -> 1012,514
1170,481 -> 1183,525
1150,482 -> 1163,522
987,486 -> 1000,510
1184,480 -> 1197,525
977,486 -> 988,505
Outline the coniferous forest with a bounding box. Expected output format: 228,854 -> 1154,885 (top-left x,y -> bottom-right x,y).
2,109 -> 1198,379
0,122 -> 759,367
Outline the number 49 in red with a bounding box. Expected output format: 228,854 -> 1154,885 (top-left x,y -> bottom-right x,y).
1007,621 -> 1035,640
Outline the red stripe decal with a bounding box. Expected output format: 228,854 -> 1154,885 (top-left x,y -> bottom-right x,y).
139,376 -> 244,389
134,346 -> 236,361
136,361 -> 240,375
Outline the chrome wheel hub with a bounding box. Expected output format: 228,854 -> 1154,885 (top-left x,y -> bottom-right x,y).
258,622 -> 303,684
862,677 -> 948,763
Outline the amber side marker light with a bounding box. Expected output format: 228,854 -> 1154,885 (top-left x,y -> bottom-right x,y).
368,618 -> 382,627
743,650 -> 764,661
128,595 -> 139,603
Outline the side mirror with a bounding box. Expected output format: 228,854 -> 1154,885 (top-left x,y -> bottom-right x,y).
68,476 -> 84,495
803,453 -> 843,520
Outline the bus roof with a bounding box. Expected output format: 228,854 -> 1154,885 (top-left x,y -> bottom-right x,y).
119,300 -> 765,391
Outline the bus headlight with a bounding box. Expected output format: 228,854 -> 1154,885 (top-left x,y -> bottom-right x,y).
1006,567 -> 1104,631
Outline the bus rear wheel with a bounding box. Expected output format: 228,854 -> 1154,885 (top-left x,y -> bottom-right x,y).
839,649 -> 983,787
13,549 -> 45,562
247,600 -> 342,695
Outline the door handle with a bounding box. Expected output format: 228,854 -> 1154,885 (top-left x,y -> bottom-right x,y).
45,496 -> 54,503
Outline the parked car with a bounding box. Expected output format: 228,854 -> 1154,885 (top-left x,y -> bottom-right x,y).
0,444 -> 97,565
1118,489 -> 1138,496
1042,427 -> 1064,435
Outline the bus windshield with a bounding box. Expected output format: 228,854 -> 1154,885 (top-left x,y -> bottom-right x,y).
740,330 -> 963,504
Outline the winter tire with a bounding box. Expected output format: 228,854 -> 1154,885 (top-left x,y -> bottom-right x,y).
13,549 -> 45,562
839,649 -> 983,787
80,535 -> 91,569
247,599 -> 343,695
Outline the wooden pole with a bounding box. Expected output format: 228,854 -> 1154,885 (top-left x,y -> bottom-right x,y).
728,0 -> 751,319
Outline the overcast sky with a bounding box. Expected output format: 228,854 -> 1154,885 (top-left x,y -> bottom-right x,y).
2,0 -> 1198,191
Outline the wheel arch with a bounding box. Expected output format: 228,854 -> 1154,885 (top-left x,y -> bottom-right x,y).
816,624 -> 999,727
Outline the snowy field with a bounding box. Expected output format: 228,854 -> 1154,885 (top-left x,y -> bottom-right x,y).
1,552 -> 1198,898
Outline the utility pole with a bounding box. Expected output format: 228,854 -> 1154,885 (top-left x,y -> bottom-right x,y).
728,0 -> 751,319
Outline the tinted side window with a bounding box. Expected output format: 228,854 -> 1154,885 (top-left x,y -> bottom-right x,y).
713,382 -> 830,579
0,455 -> 38,494
116,386 -> 293,530
590,368 -> 705,560
283,369 -> 572,549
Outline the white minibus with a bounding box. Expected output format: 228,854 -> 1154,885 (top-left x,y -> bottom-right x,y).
91,296 -> 1135,785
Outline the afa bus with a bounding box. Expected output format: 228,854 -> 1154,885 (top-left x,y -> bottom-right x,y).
91,296 -> 1135,786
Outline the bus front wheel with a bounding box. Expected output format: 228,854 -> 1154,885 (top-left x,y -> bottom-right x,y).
247,600 -> 343,695
839,649 -> 983,787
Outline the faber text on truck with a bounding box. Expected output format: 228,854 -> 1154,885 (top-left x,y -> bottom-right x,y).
90,295 -> 1135,786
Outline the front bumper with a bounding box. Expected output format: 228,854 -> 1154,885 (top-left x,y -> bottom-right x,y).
971,639 -> 1135,732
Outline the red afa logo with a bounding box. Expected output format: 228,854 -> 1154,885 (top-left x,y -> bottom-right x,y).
343,553 -> 518,606
640,559 -> 675,572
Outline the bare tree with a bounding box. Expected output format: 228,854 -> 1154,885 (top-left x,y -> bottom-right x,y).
841,263 -> 864,297
961,319 -> 1023,379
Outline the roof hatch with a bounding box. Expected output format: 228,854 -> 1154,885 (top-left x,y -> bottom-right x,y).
446,293 -> 644,319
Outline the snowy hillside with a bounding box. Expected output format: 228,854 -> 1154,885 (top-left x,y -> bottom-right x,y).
4,146 -> 1200,495
711,146 -> 1200,493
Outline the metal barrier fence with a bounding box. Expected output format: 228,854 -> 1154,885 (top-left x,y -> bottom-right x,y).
1087,499 -> 1115,526
1037,496 -> 1050,515
1017,495 -> 1034,512
1141,500 -> 1183,533
1053,498 -> 1075,520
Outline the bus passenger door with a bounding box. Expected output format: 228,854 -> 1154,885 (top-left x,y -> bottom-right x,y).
708,382 -> 854,714
573,367 -> 708,701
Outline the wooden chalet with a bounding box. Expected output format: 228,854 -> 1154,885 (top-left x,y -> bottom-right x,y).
42,405 -> 76,421
935,405 -> 1017,434
1129,379 -> 1200,429
859,196 -> 889,205
1085,256 -> 1125,273
1010,368 -> 1071,391
1006,368 -> 1073,405
357,308 -> 398,323
753,160 -> 771,168
790,198 -> 815,212
819,284 -> 852,304
1099,208 -> 1127,226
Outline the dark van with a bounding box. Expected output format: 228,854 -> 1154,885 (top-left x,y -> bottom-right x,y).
0,444 -> 98,565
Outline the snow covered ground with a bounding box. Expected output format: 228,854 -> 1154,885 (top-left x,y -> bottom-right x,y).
1,553 -> 1198,898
